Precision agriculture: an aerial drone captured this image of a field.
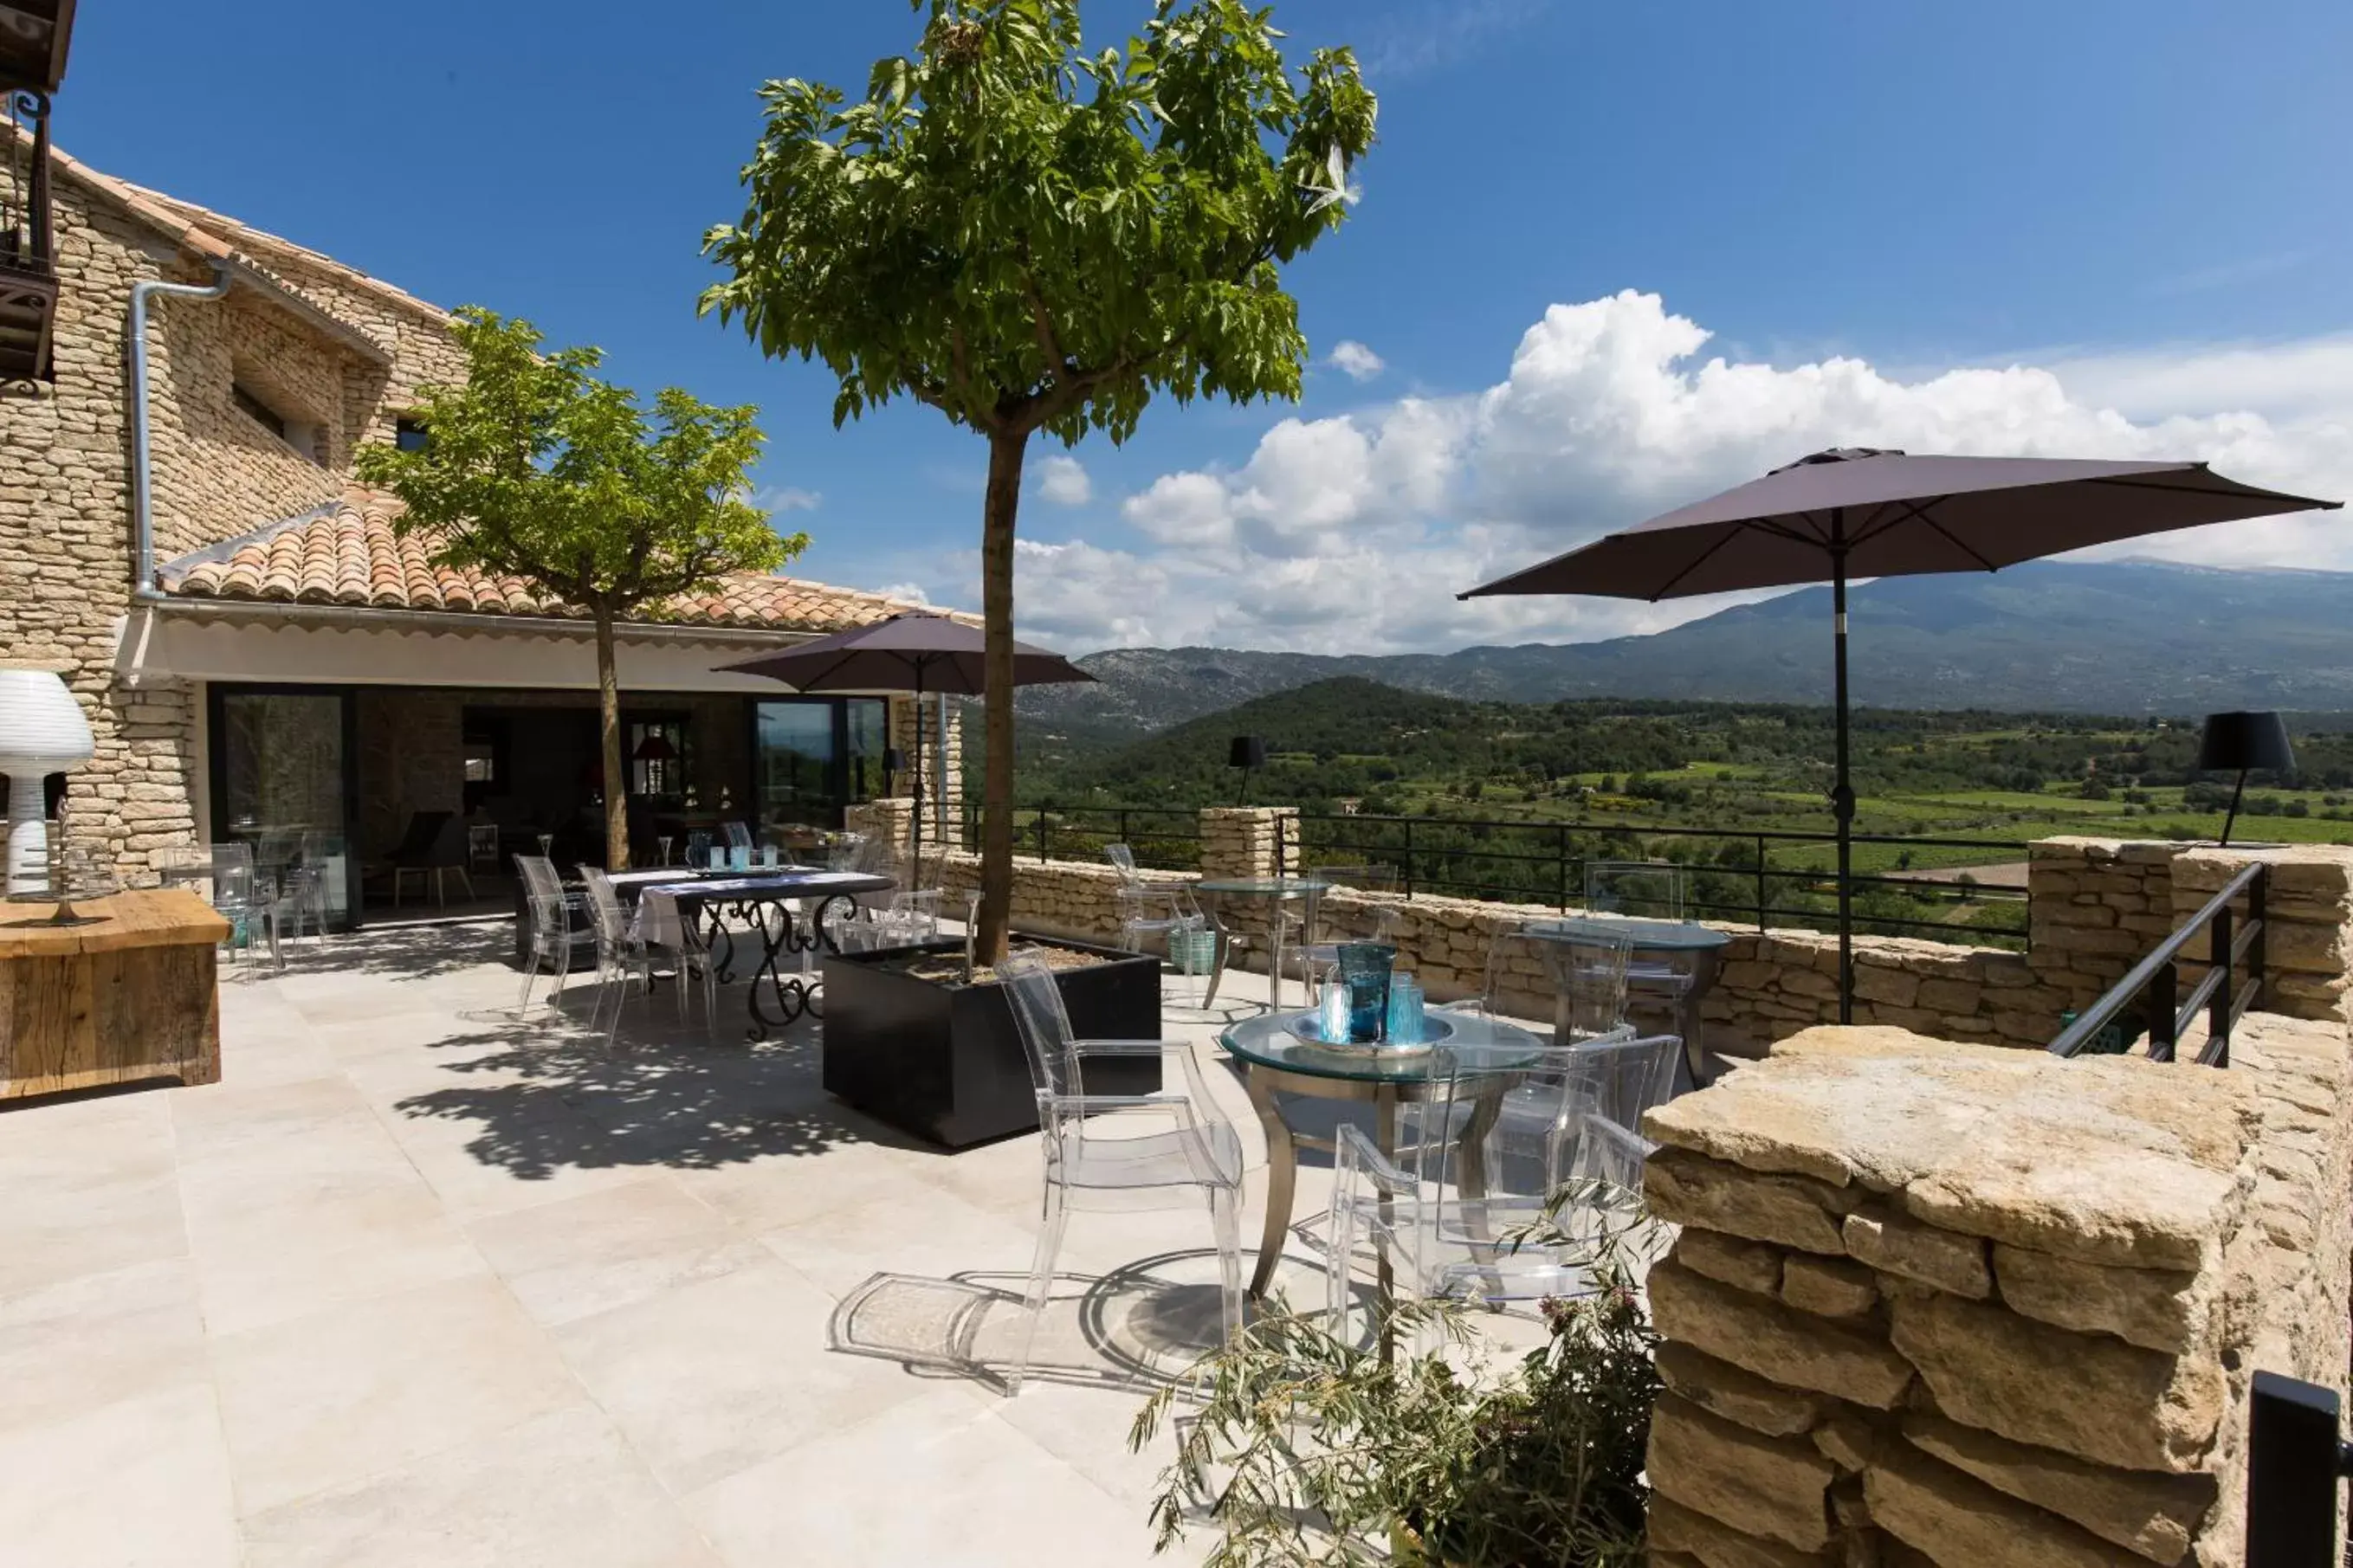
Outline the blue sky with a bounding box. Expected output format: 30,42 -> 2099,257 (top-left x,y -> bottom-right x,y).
72,1 -> 2353,651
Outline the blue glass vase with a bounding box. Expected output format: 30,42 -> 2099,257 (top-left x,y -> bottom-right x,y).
1336,942 -> 1396,1043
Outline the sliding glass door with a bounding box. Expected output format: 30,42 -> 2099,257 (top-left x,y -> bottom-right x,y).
752,697 -> 890,832
210,686 -> 358,928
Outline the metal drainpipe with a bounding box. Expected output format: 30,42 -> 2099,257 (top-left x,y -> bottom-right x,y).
127,263 -> 234,601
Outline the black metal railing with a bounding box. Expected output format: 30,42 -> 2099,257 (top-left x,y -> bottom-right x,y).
952,801 -> 1203,873
2245,1371 -> 2351,1567
1273,810 -> 2029,946
2047,861 -> 2266,1066
3,87 -> 52,274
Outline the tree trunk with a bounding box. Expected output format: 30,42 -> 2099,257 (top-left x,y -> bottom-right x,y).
975,427 -> 1029,965
595,607 -> 629,870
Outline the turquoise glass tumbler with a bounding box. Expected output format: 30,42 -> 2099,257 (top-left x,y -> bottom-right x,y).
1336,942 -> 1396,1043
1386,972 -> 1424,1044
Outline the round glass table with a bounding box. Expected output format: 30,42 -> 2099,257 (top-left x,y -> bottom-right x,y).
1219,1008 -> 1548,1300
1194,876 -> 1329,1011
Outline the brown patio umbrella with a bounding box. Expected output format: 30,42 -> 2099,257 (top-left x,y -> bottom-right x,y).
1462,447 -> 2340,1022
718,611 -> 1094,868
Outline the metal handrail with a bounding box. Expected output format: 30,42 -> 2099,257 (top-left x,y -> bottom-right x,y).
1277,809 -> 2027,942
2048,860 -> 2266,1066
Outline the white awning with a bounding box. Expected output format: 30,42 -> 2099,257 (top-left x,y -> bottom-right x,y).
113,603 -> 849,695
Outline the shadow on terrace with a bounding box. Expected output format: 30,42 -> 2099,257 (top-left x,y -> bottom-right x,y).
359,954 -> 931,1181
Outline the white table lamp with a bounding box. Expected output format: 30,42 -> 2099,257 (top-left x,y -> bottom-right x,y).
0,668 -> 95,897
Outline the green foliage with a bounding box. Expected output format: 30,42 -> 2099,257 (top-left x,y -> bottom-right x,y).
702,0 -> 1374,954
356,306 -> 798,865
701,0 -> 1378,446
354,307 -> 798,615
1133,1285 -> 1659,1566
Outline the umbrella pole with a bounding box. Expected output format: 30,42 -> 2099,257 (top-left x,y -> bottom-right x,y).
1831,525 -> 1855,1024
910,673 -> 925,879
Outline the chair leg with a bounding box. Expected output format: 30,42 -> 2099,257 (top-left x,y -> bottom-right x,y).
1011,1184 -> 1069,1394
1211,1185 -> 1243,1346
518,952 -> 541,1014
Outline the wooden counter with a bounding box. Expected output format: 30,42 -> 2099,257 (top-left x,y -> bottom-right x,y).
1,889 -> 230,1100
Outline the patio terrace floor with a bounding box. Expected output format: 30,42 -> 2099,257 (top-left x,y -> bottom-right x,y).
0,924 -> 1357,1567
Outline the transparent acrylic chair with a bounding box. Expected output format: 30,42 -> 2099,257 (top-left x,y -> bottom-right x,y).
638,887 -> 718,1032
995,948 -> 1245,1392
514,855 -> 595,1014
1328,1037 -> 1678,1345
1583,859 -> 1685,920
1281,865 -> 1400,1000
1103,843 -> 1206,1003
579,867 -> 655,1040
1582,858 -> 1699,1008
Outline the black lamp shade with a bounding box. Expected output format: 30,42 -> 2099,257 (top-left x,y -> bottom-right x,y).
2197,712 -> 2295,776
631,733 -> 677,763
882,747 -> 907,773
1229,736 -> 1269,770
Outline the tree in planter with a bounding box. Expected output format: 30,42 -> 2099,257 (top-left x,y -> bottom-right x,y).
356,307 -> 798,868
701,0 -> 1376,962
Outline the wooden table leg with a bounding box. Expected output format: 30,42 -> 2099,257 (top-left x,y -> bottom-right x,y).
1244,1067 -> 1295,1299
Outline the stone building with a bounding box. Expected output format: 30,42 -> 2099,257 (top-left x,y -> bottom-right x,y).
0,135 -> 960,925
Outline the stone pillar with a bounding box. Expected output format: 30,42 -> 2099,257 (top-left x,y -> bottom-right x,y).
1639,1019 -> 2351,1568
2173,844 -> 2353,1023
1197,806 -> 1296,881
844,797 -> 913,857
2025,837 -> 2182,1029
887,696 -> 961,849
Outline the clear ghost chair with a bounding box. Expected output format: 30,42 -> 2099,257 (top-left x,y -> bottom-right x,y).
638,887 -> 718,1032
1583,859 -> 1685,920
1283,865 -> 1401,1000
1438,926 -> 1558,1025
1542,926 -> 1635,1042
1103,843 -> 1206,1001
514,855 -> 594,1014
1328,1036 -> 1679,1345
579,867 -> 654,1040
995,949 -> 1244,1392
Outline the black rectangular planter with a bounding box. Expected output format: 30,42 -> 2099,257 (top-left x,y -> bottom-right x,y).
821,936 -> 1163,1149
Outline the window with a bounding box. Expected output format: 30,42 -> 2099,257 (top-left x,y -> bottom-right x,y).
231,376 -> 326,464
395,416 -> 430,453
629,719 -> 689,798
232,382 -> 285,439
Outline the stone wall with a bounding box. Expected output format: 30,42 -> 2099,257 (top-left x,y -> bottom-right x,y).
0,165 -> 458,881
1639,1019 -> 2353,1568
833,813 -> 2353,1063
888,696 -> 963,849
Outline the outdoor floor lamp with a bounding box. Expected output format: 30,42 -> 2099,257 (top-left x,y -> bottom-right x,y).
2199,711 -> 2294,847
1229,735 -> 1268,805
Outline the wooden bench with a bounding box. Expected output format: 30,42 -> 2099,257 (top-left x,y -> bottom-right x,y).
0,888 -> 229,1100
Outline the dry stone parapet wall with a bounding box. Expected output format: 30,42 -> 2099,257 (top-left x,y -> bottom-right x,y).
1638,1018 -> 2351,1568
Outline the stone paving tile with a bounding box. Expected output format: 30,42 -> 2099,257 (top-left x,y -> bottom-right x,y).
210,1274 -> 585,1515
0,1382 -> 242,1568
240,1404 -> 724,1568
465,1176 -> 772,1328
0,920 -> 1311,1565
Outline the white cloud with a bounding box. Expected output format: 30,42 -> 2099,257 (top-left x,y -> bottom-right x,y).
876,581 -> 934,606
753,485 -> 822,513
1032,454 -> 1093,506
935,291 -> 2353,654
1327,340 -> 1386,382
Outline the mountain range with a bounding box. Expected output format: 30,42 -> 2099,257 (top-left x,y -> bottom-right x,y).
1016,561 -> 2353,738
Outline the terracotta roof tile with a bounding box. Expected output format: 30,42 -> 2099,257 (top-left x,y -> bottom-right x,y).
158,489 -> 959,636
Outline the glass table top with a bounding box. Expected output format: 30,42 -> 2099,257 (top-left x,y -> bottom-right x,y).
1219,1008 -> 1547,1084
1194,877 -> 1331,897
1522,915 -> 1730,952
